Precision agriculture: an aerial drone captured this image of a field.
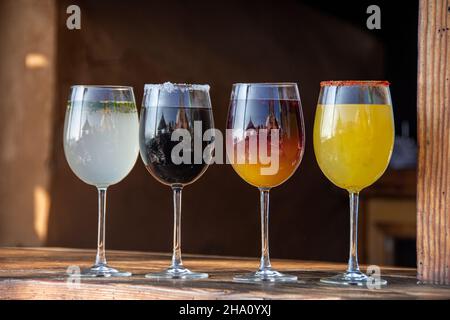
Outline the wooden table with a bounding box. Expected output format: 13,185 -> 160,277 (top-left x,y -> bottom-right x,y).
0,247 -> 449,299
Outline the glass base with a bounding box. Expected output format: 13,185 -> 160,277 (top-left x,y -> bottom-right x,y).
233,269 -> 298,283
79,264 -> 132,278
320,271 -> 387,286
145,266 -> 208,280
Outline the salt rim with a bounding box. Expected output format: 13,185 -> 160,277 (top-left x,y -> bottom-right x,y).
320,80 -> 390,87
144,82 -> 210,93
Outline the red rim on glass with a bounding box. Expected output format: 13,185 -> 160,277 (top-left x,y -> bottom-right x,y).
320,80 -> 390,87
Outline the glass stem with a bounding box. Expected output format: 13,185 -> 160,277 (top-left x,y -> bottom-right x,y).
171,184 -> 183,269
95,187 -> 108,266
259,188 -> 272,271
347,192 -> 360,273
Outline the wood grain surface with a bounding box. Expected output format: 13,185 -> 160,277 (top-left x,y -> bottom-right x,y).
417,0 -> 450,285
0,248 -> 449,299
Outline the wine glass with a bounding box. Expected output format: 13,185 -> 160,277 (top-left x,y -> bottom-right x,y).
63,85 -> 139,277
226,83 -> 305,282
139,82 -> 214,279
313,80 -> 395,286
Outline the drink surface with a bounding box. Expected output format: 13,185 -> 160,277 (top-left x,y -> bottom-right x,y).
64,101 -> 139,187
313,104 -> 394,192
139,106 -> 214,186
227,99 -> 304,188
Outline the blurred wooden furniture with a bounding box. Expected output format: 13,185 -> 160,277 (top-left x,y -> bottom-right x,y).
363,169 -> 416,266
417,0 -> 450,284
0,247 -> 449,299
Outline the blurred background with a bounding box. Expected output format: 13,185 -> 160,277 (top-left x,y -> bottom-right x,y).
0,0 -> 418,266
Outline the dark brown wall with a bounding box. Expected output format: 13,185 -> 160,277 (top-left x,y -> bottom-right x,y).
47,0 -> 384,262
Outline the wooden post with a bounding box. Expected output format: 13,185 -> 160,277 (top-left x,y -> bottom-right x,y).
0,0 -> 56,246
417,0 -> 450,285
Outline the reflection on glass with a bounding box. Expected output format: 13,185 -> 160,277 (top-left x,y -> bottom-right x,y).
227,83 -> 305,282
140,83 -> 214,280
313,80 -> 394,286
64,85 -> 139,277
